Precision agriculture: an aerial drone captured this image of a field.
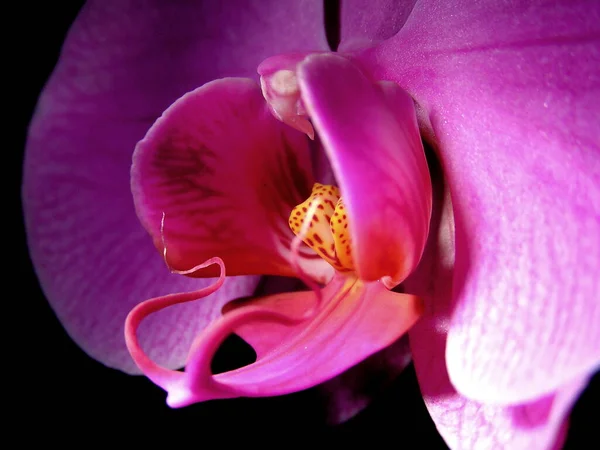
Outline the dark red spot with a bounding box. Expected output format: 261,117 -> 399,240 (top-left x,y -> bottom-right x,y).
295,211 -> 301,216
325,214 -> 331,223
344,224 -> 348,229
318,204 -> 325,210
318,246 -> 327,255
306,238 -> 314,246
340,234 -> 344,238
343,215 -> 346,219
313,215 -> 320,223
330,244 -> 335,250
313,234 -> 323,244
334,212 -> 339,217
337,219 -> 342,223
302,207 -> 307,212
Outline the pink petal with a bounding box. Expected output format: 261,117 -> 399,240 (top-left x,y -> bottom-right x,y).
132,77 -> 332,282
126,269 -> 422,407
404,170 -> 589,449
338,0 -> 418,51
221,279 -> 313,358
229,276 -> 413,425
356,0 -> 600,402
420,368 -> 586,450
23,0 -> 328,372
297,53 -> 432,285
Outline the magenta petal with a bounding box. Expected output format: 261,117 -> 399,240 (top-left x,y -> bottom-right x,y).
404,177 -> 588,449
132,78 -> 331,282
226,277 -> 412,424
338,0 -> 418,51
25,111 -> 260,374
24,0 -> 327,372
418,367 -> 586,450
357,0 -> 600,401
221,282 -> 314,359
297,54 -> 432,285
128,274 -> 422,407
191,277 -> 420,402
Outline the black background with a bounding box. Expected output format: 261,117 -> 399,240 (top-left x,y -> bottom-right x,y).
15,2 -> 596,446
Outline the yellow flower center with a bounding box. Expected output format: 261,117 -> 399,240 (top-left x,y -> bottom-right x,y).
288,183 -> 354,273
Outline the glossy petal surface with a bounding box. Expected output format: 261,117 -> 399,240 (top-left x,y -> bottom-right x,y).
205,277 -> 419,401
23,0 -> 327,372
223,277 -> 411,425
298,54 -> 432,285
132,78 -> 332,282
404,171 -> 588,449
232,275 -> 413,424
127,270 -> 422,407
357,0 -> 600,402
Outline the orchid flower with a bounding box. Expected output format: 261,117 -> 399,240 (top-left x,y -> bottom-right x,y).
125,51 -> 430,406
23,1 -> 599,449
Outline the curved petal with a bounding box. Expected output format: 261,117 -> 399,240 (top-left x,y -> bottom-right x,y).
192,277 -> 421,403
23,0 -> 328,372
297,53 -> 432,285
221,282 -> 314,359
404,172 -> 588,449
338,0 -> 418,51
132,77 -> 332,282
231,275 -> 413,425
357,0 -> 600,402
127,270 -> 422,407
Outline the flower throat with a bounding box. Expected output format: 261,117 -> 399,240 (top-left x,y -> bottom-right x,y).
289,183 -> 354,273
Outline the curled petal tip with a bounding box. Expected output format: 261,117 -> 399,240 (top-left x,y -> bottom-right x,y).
124,257 -> 227,396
